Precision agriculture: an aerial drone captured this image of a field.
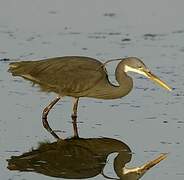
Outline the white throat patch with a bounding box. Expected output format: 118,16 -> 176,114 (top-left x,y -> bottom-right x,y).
124,65 -> 148,77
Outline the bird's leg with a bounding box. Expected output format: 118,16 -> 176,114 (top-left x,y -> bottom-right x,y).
71,97 -> 79,138
72,97 -> 79,118
42,97 -> 61,140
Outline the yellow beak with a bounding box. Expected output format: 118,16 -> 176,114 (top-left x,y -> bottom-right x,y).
145,71 -> 172,91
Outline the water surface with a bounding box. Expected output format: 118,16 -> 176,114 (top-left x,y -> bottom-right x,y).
0,0 -> 184,179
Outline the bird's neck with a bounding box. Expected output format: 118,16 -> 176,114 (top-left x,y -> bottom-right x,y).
86,60 -> 133,100
98,61 -> 133,99
113,60 -> 133,97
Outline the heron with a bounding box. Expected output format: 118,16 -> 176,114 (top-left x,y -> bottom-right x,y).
8,56 -> 172,139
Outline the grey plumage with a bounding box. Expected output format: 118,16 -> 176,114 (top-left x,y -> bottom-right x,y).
9,57 -> 106,95
9,56 -> 133,99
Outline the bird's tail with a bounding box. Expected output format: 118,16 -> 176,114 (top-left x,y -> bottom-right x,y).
8,61 -> 34,76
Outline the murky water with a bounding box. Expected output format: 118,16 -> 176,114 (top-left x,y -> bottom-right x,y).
0,0 -> 184,179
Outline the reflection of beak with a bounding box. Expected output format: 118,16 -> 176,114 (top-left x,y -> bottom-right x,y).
144,71 -> 172,91
138,153 -> 167,176
122,153 -> 167,179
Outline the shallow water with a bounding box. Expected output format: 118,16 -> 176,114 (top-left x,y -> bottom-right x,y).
0,0 -> 184,179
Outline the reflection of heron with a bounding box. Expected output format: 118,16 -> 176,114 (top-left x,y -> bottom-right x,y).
7,137 -> 167,179
9,56 -> 171,139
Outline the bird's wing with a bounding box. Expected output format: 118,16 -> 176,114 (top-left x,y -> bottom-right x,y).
9,57 -> 107,94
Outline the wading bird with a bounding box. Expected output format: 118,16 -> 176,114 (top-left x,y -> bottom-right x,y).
9,56 -> 172,139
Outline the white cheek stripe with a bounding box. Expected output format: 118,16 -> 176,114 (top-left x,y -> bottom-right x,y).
124,65 -> 148,77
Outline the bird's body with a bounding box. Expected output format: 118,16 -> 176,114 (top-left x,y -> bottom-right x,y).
9,56 -> 132,99
9,56 -> 171,139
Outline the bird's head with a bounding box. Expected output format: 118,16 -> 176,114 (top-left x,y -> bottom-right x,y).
123,57 -> 172,91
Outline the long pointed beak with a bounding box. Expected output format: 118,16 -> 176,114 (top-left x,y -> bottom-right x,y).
145,71 -> 172,91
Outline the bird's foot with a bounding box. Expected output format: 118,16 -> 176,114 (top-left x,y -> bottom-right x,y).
72,134 -> 80,139
50,130 -> 60,140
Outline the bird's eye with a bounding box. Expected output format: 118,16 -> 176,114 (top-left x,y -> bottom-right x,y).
138,66 -> 142,69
